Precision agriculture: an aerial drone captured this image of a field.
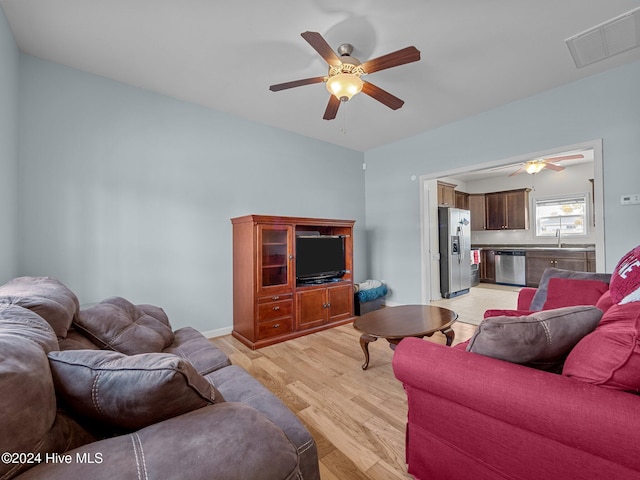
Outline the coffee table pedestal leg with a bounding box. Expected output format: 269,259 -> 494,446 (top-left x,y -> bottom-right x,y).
442,327 -> 455,346
359,333 -> 378,370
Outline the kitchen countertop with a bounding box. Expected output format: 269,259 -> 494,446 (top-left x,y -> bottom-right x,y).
472,244 -> 595,252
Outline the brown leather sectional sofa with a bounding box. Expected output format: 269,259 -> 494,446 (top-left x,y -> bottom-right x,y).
0,276 -> 319,480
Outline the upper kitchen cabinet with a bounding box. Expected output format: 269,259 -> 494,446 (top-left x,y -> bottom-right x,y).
485,188 -> 531,230
455,191 -> 469,209
437,181 -> 457,207
468,194 -> 486,231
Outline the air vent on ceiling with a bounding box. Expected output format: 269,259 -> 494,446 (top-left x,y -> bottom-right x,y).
565,7 -> 640,68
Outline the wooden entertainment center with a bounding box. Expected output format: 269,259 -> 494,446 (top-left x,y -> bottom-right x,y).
231,214 -> 355,349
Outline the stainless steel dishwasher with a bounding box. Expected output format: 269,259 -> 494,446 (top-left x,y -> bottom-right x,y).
495,250 -> 526,286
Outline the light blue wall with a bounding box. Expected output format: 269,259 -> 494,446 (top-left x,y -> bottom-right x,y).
18,55 -> 366,333
365,60 -> 640,305
0,8 -> 19,281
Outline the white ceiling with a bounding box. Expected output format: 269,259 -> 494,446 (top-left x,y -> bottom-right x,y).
2,0 -> 640,152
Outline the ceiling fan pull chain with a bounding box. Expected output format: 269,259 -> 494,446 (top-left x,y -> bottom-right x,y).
340,102 -> 348,135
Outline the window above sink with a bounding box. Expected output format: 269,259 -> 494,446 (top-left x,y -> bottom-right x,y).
535,194 -> 589,237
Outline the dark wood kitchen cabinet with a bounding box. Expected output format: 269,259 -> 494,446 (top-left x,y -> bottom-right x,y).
437,181 -> 457,207
455,191 -> 469,209
469,194 -> 486,231
525,249 -> 593,287
479,249 -> 496,283
485,188 -> 530,230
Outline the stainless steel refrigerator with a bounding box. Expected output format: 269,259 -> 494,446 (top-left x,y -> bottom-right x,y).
438,207 -> 471,298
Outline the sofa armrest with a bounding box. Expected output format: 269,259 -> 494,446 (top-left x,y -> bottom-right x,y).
393,338 -> 640,475
517,287 -> 537,310
15,403 -> 301,480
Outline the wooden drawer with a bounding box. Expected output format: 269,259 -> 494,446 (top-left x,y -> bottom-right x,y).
257,317 -> 293,340
257,299 -> 293,322
257,293 -> 293,303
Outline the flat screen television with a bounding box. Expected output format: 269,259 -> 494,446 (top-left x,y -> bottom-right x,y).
296,235 -> 346,283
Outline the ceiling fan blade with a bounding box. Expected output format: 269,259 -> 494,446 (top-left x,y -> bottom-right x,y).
269,76 -> 326,92
489,163 -> 524,172
323,95 -> 341,120
508,167 -> 525,177
544,154 -> 584,162
362,82 -> 404,110
301,31 -> 341,66
544,163 -> 565,172
361,46 -> 420,74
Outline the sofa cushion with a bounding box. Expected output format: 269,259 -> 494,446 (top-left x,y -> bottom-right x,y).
529,268 -> 611,311
74,297 -> 175,354
163,327 -> 231,375
137,303 -> 172,328
14,404 -> 303,480
542,277 -> 609,310
0,303 -> 60,354
58,327 -> 101,351
563,302 -> 640,392
0,276 -> 79,339
467,306 -> 603,365
0,305 -> 82,479
48,350 -> 224,432
206,365 -> 319,480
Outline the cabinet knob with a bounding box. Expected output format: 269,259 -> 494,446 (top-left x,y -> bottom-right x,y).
289,255 -> 294,260
272,296 -> 280,300
273,323 -> 280,328
273,306 -> 280,311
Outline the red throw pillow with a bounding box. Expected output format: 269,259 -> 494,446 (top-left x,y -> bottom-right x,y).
563,302 -> 640,392
595,290 -> 614,314
542,278 -> 609,310
609,244 -> 640,304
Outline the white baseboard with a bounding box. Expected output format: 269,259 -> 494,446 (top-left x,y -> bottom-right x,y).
202,326 -> 233,339
383,300 -> 402,307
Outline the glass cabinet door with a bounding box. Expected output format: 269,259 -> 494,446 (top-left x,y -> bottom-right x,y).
257,225 -> 292,291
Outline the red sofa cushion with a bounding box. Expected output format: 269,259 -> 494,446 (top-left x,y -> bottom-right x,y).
542,277 -> 609,310
563,302 -> 640,392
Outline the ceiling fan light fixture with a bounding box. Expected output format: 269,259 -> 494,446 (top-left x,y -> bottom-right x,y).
326,73 -> 363,102
525,160 -> 546,175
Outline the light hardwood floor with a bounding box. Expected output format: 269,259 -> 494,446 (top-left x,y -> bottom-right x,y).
210,284 -> 520,479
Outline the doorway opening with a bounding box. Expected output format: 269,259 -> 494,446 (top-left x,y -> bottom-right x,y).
419,139 -> 604,303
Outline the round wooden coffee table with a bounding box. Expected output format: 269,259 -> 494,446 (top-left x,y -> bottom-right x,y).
353,305 -> 458,370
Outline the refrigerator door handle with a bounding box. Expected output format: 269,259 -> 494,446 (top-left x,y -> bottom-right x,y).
457,226 -> 463,264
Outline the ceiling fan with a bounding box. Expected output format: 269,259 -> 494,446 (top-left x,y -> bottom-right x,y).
506,154 -> 585,176
269,31 -> 420,120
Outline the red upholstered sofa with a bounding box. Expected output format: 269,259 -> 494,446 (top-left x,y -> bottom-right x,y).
393,262 -> 640,480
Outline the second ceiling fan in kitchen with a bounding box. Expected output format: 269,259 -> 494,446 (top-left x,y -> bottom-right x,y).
506,154 -> 585,176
